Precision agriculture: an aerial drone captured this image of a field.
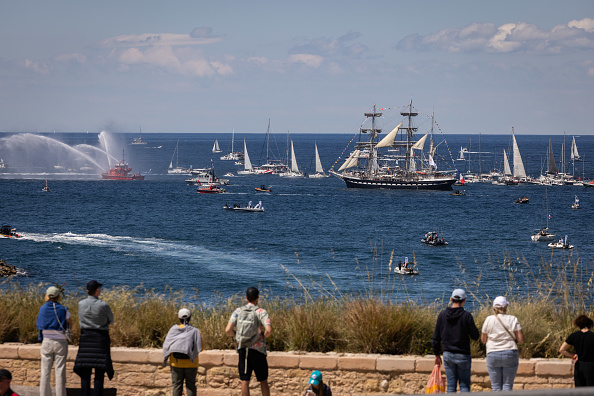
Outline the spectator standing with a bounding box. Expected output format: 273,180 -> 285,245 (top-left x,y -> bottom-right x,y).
36,286 -> 72,396
304,370 -> 332,396
73,280 -> 114,396
560,315 -> 594,387
481,296 -> 524,391
225,287 -> 272,396
163,308 -> 203,396
432,288 -> 480,393
0,369 -> 18,396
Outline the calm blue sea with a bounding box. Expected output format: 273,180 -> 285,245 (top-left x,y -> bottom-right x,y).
1,131 -> 593,306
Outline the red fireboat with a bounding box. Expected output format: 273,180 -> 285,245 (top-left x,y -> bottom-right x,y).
101,150 -> 145,180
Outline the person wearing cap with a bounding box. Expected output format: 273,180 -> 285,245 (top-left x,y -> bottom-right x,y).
481,296 -> 524,391
36,286 -> 72,396
74,280 -> 114,396
225,287 -> 272,396
304,370 -> 331,396
162,308 -> 203,396
0,369 -> 18,396
432,288 -> 479,393
560,314 -> 594,387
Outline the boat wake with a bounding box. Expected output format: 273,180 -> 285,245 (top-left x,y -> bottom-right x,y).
19,232 -> 260,267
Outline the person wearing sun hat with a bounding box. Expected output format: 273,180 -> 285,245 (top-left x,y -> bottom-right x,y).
36,286 -> 72,396
481,296 -> 524,391
163,308 -> 203,396
304,370 -> 332,396
432,288 -> 479,393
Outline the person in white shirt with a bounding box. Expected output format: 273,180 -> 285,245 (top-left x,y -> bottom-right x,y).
480,296 -> 525,391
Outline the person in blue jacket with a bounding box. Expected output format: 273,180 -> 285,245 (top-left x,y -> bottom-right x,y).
36,286 -> 71,396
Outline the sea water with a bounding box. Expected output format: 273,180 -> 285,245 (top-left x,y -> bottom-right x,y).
0,132 -> 593,305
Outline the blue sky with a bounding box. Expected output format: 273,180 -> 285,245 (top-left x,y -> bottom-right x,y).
1,1 -> 593,134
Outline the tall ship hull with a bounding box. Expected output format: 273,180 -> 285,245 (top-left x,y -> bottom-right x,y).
332,101 -> 455,191
335,172 -> 455,190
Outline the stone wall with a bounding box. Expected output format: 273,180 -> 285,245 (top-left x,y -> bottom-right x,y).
0,343 -> 575,395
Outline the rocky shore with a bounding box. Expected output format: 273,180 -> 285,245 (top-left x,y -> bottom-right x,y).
0,259 -> 17,276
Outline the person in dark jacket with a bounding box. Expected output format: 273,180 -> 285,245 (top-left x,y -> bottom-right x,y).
432,288 -> 479,393
73,280 -> 114,396
559,314 -> 594,387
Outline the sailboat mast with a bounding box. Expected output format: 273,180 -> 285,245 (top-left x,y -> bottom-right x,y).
266,119 -> 271,164
400,99 -> 418,172
361,104 -> 382,176
231,127 -> 234,153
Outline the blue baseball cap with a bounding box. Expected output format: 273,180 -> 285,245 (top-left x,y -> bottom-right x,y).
309,370 -> 322,386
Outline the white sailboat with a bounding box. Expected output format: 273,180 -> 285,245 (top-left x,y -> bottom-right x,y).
237,139 -> 255,175
531,186 -> 556,241
212,139 -> 222,153
280,140 -> 305,177
511,128 -> 527,181
309,141 -> 329,178
168,139 -> 190,174
571,136 -> 582,161
131,126 -> 147,145
220,127 -> 244,161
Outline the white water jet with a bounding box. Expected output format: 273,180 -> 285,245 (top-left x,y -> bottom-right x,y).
74,143 -> 119,164
0,133 -> 106,172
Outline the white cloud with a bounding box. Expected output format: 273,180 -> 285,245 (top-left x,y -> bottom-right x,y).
101,32 -> 222,48
23,59 -> 49,74
397,18 -> 594,54
288,54 -> 324,68
54,53 -> 87,64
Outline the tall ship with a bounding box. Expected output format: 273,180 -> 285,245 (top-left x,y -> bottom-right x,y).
331,101 -> 456,190
101,150 -> 145,180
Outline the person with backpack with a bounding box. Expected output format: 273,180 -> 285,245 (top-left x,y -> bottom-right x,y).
163,308 -> 203,396
36,286 -> 72,396
225,287 -> 272,396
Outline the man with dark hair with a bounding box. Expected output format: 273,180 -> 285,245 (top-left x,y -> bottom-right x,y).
74,280 -> 115,396
0,369 -> 18,396
432,288 -> 479,393
225,287 -> 272,396
163,308 -> 203,396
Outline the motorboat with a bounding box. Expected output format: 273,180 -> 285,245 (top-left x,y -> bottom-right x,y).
548,236 -> 574,249
197,183 -> 226,194
42,179 -> 50,192
421,231 -> 448,246
531,227 -> 556,242
0,225 -> 22,239
131,127 -> 147,145
572,195 -> 581,209
223,202 -> 264,212
515,196 -> 529,204
394,267 -> 419,275
255,185 -> 271,192
450,190 -> 466,196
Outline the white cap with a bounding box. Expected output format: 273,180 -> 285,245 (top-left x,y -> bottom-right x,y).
451,288 -> 467,301
178,308 -> 191,320
493,296 -> 509,308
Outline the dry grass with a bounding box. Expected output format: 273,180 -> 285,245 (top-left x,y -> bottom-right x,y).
1,249 -> 591,358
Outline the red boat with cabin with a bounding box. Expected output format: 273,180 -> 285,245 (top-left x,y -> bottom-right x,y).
101,150 -> 145,180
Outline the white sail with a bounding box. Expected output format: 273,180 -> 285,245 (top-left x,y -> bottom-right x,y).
571,136 -> 580,160
512,131 -> 526,179
411,133 -> 428,150
290,140 -> 299,173
212,139 -> 221,153
375,122 -> 402,148
503,149 -> 511,175
314,142 -> 324,173
243,139 -> 252,171
169,139 -> 178,169
338,149 -> 360,171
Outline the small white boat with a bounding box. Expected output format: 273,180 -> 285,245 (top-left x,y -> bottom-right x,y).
42,179 -> 50,192
548,236 -> 574,249
394,267 -> 419,275
168,139 -> 190,175
223,201 -> 264,212
131,126 -> 147,145
572,195 -> 581,209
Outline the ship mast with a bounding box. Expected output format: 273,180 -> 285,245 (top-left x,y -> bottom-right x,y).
360,104 -> 382,177
400,100 -> 418,172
